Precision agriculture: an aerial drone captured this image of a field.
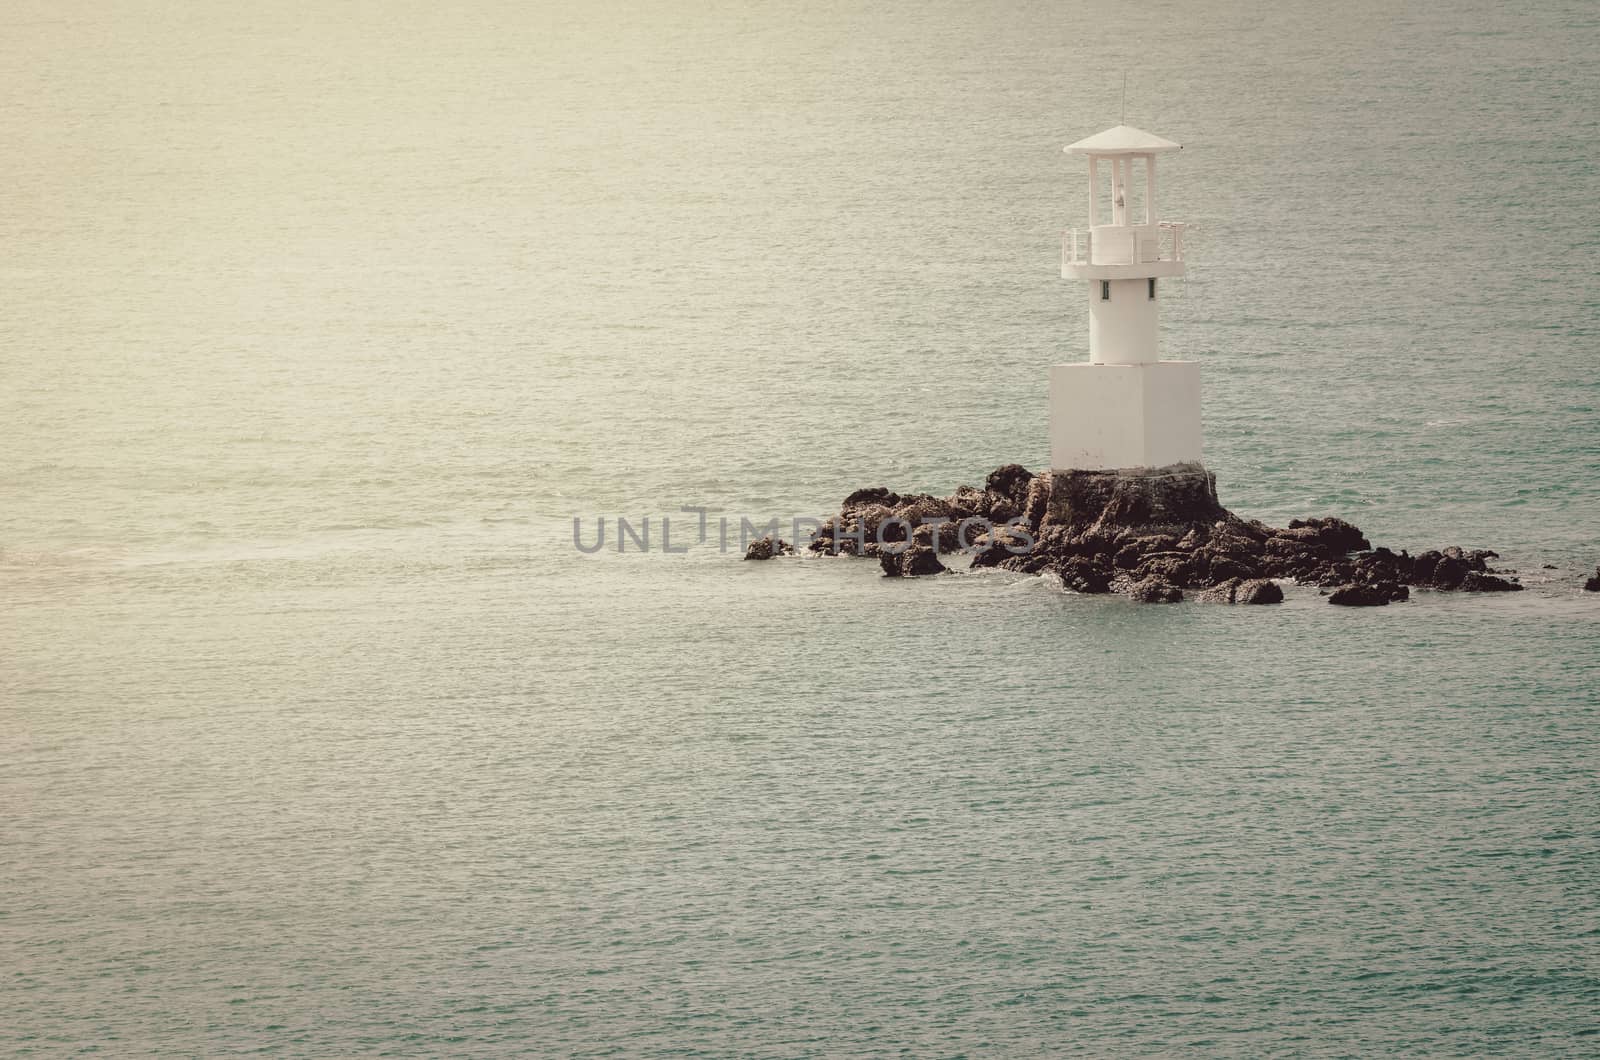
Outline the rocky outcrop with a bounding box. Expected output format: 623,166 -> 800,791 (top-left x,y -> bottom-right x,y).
743,536 -> 794,561
1584,566 -> 1600,592
1198,578 -> 1284,605
880,544 -> 946,578
1460,570 -> 1520,593
1113,574 -> 1183,603
807,462 -> 1520,605
1052,555 -> 1115,595
985,464 -> 1035,511
1047,462 -> 1228,535
1328,582 -> 1401,607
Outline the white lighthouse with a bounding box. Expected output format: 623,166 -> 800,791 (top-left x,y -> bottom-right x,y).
1049,124 -> 1201,473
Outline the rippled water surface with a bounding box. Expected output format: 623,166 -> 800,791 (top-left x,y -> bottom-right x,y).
4,0 -> 1599,1054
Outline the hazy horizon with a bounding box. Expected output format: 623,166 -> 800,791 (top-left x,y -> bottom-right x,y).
4,0 -> 1598,1054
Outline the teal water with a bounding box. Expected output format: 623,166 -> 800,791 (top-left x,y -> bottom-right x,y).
4,0 -> 1599,1054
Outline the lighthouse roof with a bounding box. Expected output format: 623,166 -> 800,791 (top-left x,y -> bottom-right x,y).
1064,124 -> 1181,155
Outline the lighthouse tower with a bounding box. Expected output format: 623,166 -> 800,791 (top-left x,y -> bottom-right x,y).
1050,124 -> 1201,473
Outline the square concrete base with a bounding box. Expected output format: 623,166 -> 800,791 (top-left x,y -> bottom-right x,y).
1049,361 -> 1203,472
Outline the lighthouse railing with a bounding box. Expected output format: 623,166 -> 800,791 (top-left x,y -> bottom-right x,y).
1158,221 -> 1186,263
1062,228 -> 1089,267
1064,223 -> 1186,267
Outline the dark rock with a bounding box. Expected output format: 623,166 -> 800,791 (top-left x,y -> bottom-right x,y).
1428,545 -> 1496,581
969,526 -> 1032,569
999,550 -> 1053,575
812,503 -> 902,553
1236,578 -> 1284,605
1197,577 -> 1283,605
1263,534 -> 1313,558
1130,577 -> 1184,603
985,464 -> 1035,508
1259,550 -> 1316,582
948,485 -> 987,520
898,498 -> 955,539
911,520 -> 962,553
896,493 -> 949,521
1316,561 -> 1357,589
1197,551 -> 1264,584
1350,547 -> 1414,584
1387,547 -> 1500,591
984,497 -> 1020,524
1459,571 -> 1523,593
842,487 -> 898,511
824,535 -> 862,556
807,516 -> 863,555
968,540 -> 1006,569
1113,534 -> 1180,570
903,545 -> 947,577
1411,550 -> 1440,583
1019,471 -> 1053,532
1048,462 -> 1226,534
955,518 -> 990,550
1328,583 -> 1393,607
960,518 -> 998,550
743,536 -> 793,561
1197,579 -> 1242,604
880,544 -> 945,578
1052,556 -> 1114,594
1426,551 -> 1471,590
812,461 -> 1518,611
1586,567 -> 1600,592
1135,551 -> 1199,587
857,504 -> 903,542
1286,516 -> 1371,555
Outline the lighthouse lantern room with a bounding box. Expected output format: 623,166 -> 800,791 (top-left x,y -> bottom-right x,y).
1050,124 -> 1202,473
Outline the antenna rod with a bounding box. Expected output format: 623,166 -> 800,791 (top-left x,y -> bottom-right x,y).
1121,72 -> 1127,124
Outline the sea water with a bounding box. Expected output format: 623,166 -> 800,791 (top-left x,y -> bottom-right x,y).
3,0 -> 1598,1053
